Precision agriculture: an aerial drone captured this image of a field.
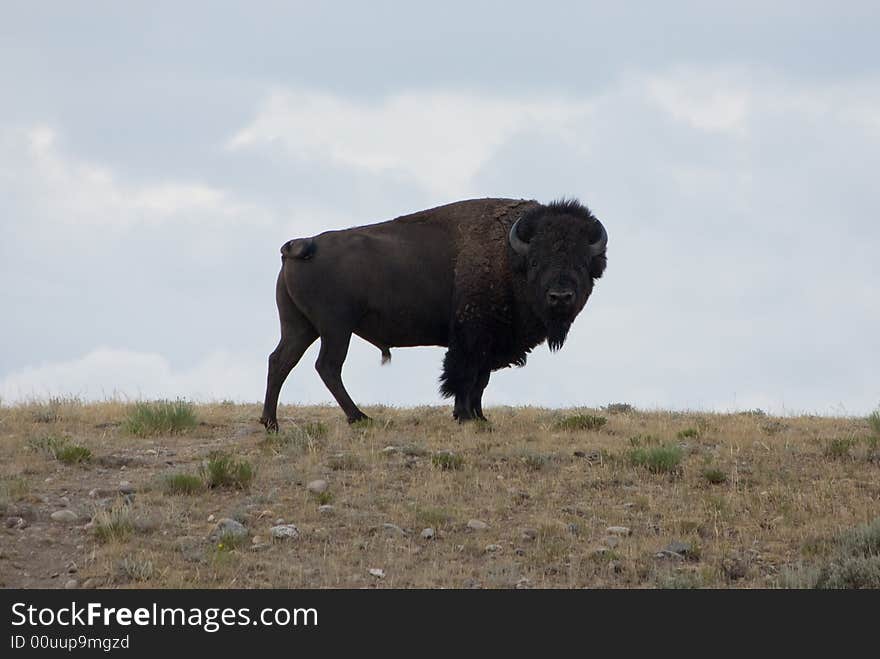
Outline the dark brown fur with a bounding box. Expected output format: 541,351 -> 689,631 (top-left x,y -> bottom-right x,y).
260,197 -> 607,429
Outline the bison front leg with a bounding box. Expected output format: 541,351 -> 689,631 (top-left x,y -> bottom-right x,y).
440,345 -> 487,423
315,331 -> 370,424
469,370 -> 491,421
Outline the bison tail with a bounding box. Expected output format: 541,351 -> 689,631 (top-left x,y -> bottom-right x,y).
281,237 -> 316,261
380,348 -> 392,365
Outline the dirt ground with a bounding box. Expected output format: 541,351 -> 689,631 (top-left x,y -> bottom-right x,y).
1,400 -> 878,589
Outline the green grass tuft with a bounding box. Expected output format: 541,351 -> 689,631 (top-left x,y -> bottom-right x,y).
122,400 -> 198,436
629,444 -> 684,474
162,472 -> 204,495
868,410 -> 880,437
780,517 -> 880,589
92,505 -> 134,543
701,467 -> 728,484
677,428 -> 700,439
823,438 -> 857,460
314,491 -> 334,505
27,434 -> 68,456
553,414 -> 607,432
415,506 -> 454,528
116,556 -> 155,582
28,434 -> 90,464
431,451 -> 464,471
200,451 -> 254,489
54,444 -> 92,464
327,453 -> 362,471
514,450 -> 551,471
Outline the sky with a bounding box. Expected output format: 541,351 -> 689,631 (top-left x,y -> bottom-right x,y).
1,2 -> 878,415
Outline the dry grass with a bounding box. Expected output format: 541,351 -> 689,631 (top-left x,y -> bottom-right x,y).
0,401 -> 879,589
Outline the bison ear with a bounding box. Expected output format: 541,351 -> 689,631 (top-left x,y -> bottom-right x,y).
590,253 -> 607,279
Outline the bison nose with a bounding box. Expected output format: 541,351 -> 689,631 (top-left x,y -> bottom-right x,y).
547,289 -> 575,307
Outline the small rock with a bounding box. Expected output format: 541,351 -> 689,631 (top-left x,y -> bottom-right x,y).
381,445 -> 399,453
521,528 -> 538,541
207,514 -> 215,522
5,517 -> 27,529
64,579 -> 78,590
606,526 -> 631,537
251,535 -> 263,545
318,505 -> 335,515
118,481 -> 135,494
274,518 -> 285,525
485,544 -> 502,553
88,488 -> 99,498
307,479 -> 328,494
250,543 -> 271,552
81,578 -> 98,589
382,523 -> 406,537
208,518 -> 248,542
368,568 -> 385,579
51,510 -> 78,524
270,524 -> 300,540
601,536 -> 620,549
657,540 -> 696,561
420,527 -> 435,540
665,540 -> 693,555
59,496 -> 70,506
467,519 -> 489,531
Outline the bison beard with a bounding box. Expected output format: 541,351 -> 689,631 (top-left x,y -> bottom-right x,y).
546,317 -> 572,352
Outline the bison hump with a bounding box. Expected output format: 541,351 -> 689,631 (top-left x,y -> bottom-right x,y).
281,237 -> 316,260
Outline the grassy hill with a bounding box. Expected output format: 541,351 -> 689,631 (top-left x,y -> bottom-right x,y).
1,399 -> 879,589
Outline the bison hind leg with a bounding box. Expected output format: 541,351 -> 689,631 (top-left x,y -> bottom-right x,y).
380,347 -> 391,365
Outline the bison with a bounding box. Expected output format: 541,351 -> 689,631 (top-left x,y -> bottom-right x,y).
260,197 -> 607,430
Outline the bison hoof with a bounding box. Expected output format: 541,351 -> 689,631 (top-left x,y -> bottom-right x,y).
347,414 -> 371,425
260,416 -> 279,433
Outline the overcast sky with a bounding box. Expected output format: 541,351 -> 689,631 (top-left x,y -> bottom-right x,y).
1,2 -> 878,415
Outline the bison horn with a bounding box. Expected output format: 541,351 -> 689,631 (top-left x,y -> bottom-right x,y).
508,217 -> 530,256
589,220 -> 607,257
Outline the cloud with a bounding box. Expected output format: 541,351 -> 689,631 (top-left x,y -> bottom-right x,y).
0,125 -> 272,232
646,71 -> 751,134
227,88 -> 593,198
2,65 -> 879,416
0,348 -> 260,403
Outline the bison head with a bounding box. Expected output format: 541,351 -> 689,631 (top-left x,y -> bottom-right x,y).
508,200 -> 607,351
